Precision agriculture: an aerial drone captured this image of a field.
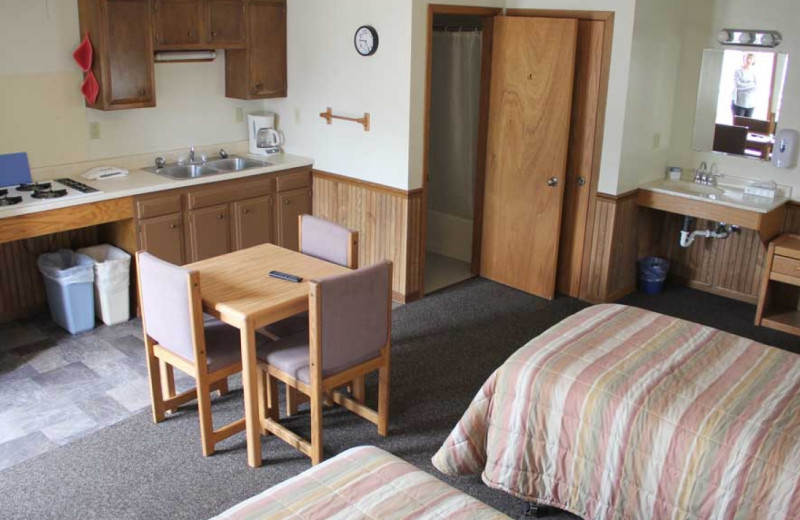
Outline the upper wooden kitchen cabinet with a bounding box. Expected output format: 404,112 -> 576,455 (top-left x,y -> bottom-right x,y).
78,0 -> 156,110
153,0 -> 246,50
225,0 -> 287,99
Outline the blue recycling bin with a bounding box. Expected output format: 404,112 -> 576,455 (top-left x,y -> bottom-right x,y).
37,250 -> 96,334
637,257 -> 669,295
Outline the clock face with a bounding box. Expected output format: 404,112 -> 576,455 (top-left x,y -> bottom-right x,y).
354,26 -> 378,56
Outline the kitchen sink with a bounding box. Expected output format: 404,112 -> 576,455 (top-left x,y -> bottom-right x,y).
144,155 -> 271,180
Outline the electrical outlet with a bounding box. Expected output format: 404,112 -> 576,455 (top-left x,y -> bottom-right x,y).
234,107 -> 244,123
89,122 -> 101,140
294,107 -> 301,124
652,132 -> 661,150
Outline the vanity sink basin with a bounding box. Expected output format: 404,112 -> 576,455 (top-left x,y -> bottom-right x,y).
144,155 -> 272,180
660,180 -> 724,197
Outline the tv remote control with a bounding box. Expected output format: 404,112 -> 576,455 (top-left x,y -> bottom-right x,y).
269,270 -> 303,283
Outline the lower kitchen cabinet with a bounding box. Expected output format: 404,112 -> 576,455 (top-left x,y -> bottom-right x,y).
138,212 -> 185,265
233,195 -> 274,250
276,188 -> 311,251
186,203 -> 231,262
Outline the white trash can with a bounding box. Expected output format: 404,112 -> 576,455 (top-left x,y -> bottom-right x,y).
77,244 -> 131,326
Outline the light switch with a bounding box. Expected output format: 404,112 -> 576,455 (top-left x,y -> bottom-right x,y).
89,122 -> 101,140
294,107 -> 301,124
652,132 -> 661,150
234,107 -> 244,123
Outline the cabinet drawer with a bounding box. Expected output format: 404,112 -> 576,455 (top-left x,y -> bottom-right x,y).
772,255 -> 800,281
187,176 -> 276,209
276,170 -> 311,192
136,192 -> 182,219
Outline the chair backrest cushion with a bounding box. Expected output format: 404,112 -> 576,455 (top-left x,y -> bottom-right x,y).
317,261 -> 390,375
138,252 -> 196,363
300,215 -> 353,268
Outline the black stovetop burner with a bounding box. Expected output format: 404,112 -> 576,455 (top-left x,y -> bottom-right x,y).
31,189 -> 67,199
0,192 -> 23,206
17,182 -> 52,192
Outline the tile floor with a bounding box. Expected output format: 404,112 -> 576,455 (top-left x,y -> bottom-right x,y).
0,314 -> 193,471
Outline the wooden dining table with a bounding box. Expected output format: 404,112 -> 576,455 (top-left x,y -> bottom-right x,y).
186,243 -> 350,467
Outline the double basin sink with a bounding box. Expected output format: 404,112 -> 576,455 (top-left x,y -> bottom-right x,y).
144,155 -> 271,180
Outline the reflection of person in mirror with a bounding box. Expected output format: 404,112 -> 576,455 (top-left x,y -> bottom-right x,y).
732,53 -> 757,117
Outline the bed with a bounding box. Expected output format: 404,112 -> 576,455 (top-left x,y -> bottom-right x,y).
432,304 -> 800,520
211,445 -> 511,519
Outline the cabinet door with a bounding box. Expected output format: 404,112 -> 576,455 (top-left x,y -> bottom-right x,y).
276,188 -> 311,252
153,0 -> 204,47
248,1 -> 287,98
103,0 -> 155,107
139,213 -> 185,265
208,0 -> 246,47
186,204 -> 231,262
233,195 -> 274,250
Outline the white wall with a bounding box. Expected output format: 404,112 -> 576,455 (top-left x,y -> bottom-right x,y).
263,0 -> 415,190
0,0 -> 265,169
667,0 -> 800,198
616,0 -> 687,193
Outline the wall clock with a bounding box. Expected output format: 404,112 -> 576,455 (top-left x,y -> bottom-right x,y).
354,25 -> 378,56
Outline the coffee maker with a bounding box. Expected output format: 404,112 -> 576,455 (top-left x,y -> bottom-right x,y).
247,112 -> 285,156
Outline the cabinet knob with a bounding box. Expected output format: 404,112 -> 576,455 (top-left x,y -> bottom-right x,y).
242,208 -> 250,214
170,223 -> 178,229
139,88 -> 147,97
283,199 -> 290,205
211,31 -> 217,38
254,83 -> 264,92
188,31 -> 195,37
217,214 -> 225,220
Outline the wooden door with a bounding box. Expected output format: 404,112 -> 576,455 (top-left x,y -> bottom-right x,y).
276,188 -> 311,251
153,0 -> 204,47
139,213 -> 184,265
207,0 -> 246,47
102,0 -> 155,108
480,16 -> 578,299
233,195 -> 274,250
186,204 -> 231,262
248,0 -> 287,98
557,20 -> 605,297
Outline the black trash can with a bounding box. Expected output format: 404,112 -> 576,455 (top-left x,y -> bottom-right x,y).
637,257 -> 669,295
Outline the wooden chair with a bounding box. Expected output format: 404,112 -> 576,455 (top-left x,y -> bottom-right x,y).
262,214 -> 360,415
733,115 -> 771,135
136,251 -> 267,456
256,260 -> 392,465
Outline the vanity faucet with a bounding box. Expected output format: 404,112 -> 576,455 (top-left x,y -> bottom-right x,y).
694,161 -> 708,184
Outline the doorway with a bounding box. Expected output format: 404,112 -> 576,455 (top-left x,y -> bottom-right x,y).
423,7 -> 499,295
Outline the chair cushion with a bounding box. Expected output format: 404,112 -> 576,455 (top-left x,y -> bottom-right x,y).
205,319 -> 269,373
256,331 -> 380,385
264,312 -> 309,338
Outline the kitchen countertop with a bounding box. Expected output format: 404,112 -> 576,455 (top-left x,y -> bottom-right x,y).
0,153 -> 313,219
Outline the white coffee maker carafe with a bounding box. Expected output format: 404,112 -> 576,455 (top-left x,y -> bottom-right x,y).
247,112 -> 285,156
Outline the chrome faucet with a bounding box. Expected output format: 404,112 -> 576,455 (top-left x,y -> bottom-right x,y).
694,161 -> 708,184
188,146 -> 196,163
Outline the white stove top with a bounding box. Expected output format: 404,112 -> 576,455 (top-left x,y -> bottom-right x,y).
0,179 -> 102,209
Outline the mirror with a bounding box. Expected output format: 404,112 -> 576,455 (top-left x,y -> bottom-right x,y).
692,49 -> 789,161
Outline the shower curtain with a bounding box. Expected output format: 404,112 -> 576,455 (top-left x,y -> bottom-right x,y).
427,29 -> 482,262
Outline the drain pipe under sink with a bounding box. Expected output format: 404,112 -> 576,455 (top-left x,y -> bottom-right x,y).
679,216 -> 739,248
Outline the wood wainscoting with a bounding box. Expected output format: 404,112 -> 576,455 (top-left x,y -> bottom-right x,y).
311,171 -> 424,303
639,201 -> 800,304
580,191 -> 638,303
0,227 -> 99,321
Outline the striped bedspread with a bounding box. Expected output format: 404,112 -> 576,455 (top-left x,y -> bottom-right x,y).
432,304 -> 800,519
212,446 -> 510,519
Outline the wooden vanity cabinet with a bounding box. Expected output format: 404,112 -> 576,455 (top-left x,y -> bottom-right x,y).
233,195 -> 274,250
78,0 -> 156,110
153,0 -> 246,50
135,191 -> 185,264
276,188 -> 311,251
225,0 -> 287,99
755,234 -> 800,336
185,204 -> 231,261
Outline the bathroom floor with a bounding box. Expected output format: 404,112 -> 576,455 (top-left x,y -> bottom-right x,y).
424,252 -> 474,294
0,315 -> 193,471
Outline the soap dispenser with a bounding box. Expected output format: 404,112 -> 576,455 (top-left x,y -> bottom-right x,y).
772,129 -> 799,169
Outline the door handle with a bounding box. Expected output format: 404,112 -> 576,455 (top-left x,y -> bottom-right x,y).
577,176 -> 586,187
546,177 -> 559,187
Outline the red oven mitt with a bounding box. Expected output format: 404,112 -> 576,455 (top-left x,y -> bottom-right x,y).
73,34 -> 93,72
81,72 -> 99,104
